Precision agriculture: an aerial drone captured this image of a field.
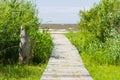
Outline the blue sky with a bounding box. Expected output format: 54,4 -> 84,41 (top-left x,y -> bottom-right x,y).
36,0 -> 100,24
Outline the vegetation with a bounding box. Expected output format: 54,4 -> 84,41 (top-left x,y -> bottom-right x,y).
0,0 -> 52,64
33,31 -> 53,64
81,54 -> 120,80
0,64 -> 47,80
66,0 -> 120,79
0,0 -> 52,79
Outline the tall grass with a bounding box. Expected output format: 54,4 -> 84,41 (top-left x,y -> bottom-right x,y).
33,31 -> 53,64
68,0 -> 120,65
0,64 -> 47,80
66,0 -> 120,79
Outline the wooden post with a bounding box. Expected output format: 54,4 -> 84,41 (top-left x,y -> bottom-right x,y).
18,26 -> 33,65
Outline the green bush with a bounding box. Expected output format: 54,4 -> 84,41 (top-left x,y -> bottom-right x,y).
67,0 -> 120,65
79,0 -> 120,42
33,31 -> 53,64
0,0 -> 53,65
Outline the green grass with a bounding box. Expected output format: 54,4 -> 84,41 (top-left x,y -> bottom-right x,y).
81,54 -> 120,80
66,32 -> 120,80
0,64 -> 47,80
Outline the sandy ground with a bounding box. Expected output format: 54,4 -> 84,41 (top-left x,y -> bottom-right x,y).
40,24 -> 79,31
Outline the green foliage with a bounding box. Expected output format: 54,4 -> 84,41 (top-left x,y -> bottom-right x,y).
79,0 -> 120,42
33,30 -> 53,64
81,54 -> 120,80
67,32 -> 120,79
0,0 -> 53,65
67,0 -> 120,65
0,64 -> 47,80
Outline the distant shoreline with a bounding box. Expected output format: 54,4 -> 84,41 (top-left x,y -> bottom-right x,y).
40,24 -> 79,31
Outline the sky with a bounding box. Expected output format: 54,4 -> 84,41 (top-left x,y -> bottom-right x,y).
36,0 -> 100,24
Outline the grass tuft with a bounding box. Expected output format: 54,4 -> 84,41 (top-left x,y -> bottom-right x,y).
0,64 -> 47,80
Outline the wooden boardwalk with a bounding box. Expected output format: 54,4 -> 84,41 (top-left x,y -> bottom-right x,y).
41,30 -> 93,80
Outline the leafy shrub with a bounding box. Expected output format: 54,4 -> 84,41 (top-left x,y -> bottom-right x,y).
0,0 -> 53,65
79,0 -> 120,42
33,31 -> 53,64
0,41 -> 19,64
67,0 -> 120,65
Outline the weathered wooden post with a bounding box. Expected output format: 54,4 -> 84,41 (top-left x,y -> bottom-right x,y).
18,26 -> 33,65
